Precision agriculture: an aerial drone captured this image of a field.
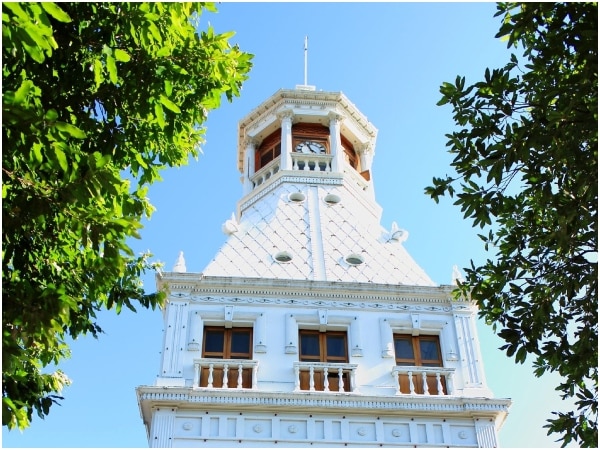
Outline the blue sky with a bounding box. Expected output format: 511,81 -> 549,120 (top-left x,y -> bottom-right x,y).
3,2 -> 577,448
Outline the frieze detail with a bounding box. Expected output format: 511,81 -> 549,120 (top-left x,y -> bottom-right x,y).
172,294 -> 454,312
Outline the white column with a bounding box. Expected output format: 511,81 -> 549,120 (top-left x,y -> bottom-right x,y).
187,310 -> 201,351
278,110 -> 293,170
255,312 -> 267,353
350,316 -> 363,357
285,314 -> 298,354
358,142 -> 374,172
242,137 -> 257,195
358,141 -> 376,200
379,318 -> 394,358
328,112 -> 344,172
149,407 -> 176,448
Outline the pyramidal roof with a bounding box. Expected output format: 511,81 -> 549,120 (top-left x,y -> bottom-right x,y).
199,87 -> 435,286
202,178 -> 435,286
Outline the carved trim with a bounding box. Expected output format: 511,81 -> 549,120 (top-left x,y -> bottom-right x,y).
183,295 -> 455,312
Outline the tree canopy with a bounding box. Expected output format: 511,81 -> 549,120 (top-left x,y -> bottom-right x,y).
426,2 -> 597,447
2,2 -> 252,430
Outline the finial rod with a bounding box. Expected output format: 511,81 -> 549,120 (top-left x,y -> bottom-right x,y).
304,36 -> 308,86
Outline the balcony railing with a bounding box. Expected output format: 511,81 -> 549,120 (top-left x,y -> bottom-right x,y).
251,159 -> 280,189
392,366 -> 455,396
293,362 -> 358,393
291,153 -> 333,172
193,358 -> 259,390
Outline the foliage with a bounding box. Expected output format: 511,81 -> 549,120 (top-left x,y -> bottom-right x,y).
2,2 -> 252,430
426,2 -> 597,447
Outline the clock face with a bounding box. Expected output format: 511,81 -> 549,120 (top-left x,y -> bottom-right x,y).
295,140 -> 326,154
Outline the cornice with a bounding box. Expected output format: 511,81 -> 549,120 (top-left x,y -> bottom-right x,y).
156,274 -> 474,311
137,386 -> 511,417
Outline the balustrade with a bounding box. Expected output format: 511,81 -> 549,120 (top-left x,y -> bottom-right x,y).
293,362 -> 358,393
249,154 -> 335,192
251,159 -> 280,188
392,366 -> 455,396
291,153 -> 332,172
194,359 -> 259,390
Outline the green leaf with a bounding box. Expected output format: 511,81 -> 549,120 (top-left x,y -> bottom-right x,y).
12,80 -> 34,105
159,95 -> 181,113
114,48 -> 130,62
93,59 -> 104,87
106,54 -> 117,84
52,146 -> 68,172
31,143 -> 43,164
53,122 -> 87,139
44,109 -> 58,121
154,103 -> 165,129
40,2 -> 72,23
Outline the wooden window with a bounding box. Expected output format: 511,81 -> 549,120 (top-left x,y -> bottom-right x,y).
341,135 -> 358,170
200,327 -> 253,388
394,334 -> 445,394
256,129 -> 282,171
299,330 -> 349,391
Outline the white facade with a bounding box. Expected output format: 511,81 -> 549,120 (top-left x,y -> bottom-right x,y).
136,86 -> 511,448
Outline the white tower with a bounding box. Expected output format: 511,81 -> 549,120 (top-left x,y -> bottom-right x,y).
136,86 -> 511,447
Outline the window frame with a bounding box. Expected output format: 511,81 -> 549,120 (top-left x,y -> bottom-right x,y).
393,334 -> 443,368
299,329 -> 348,363
255,129 -> 282,171
202,326 -> 253,360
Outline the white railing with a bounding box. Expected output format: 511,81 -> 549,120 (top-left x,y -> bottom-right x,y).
291,153 -> 333,173
392,366 -> 455,396
293,362 -> 358,393
193,358 -> 259,390
251,159 -> 280,188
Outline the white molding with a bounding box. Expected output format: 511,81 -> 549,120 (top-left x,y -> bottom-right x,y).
138,386 -> 511,415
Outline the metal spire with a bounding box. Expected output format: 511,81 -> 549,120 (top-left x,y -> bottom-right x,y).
304,36 -> 308,86
296,36 -> 315,91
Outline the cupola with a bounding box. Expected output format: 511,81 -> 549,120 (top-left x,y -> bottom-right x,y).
237,89 -> 378,200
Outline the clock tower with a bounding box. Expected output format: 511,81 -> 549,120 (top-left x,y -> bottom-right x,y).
136,84 -> 511,447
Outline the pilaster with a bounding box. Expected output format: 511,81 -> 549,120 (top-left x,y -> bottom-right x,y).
158,299 -> 188,385
474,418 -> 499,448
149,406 -> 177,448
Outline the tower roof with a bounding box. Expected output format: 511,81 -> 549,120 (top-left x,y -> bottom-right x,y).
202,180 -> 435,286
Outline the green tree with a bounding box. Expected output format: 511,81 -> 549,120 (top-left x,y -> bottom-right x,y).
426,2 -> 597,447
2,2 -> 252,430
